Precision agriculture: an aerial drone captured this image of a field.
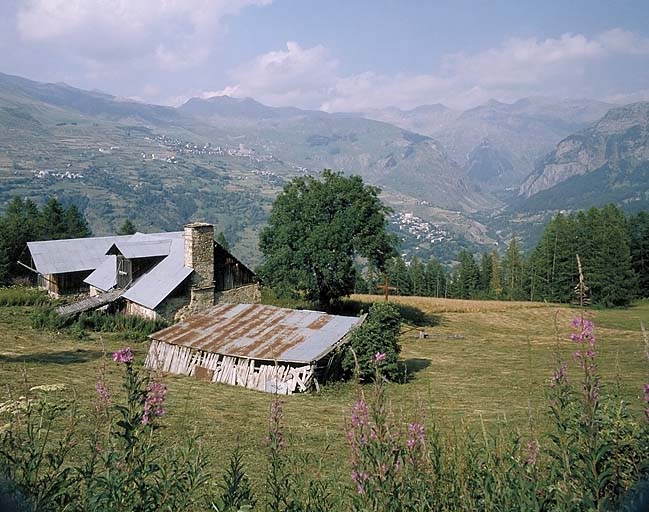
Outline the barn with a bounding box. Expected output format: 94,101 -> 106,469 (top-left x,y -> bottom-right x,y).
26,223 -> 258,320
145,303 -> 365,394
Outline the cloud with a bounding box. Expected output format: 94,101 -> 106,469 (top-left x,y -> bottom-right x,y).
16,0 -> 270,71
205,41 -> 339,107
211,29 -> 649,111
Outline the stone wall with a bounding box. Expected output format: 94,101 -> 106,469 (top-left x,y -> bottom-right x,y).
184,222 -> 215,307
214,283 -> 261,304
124,301 -> 159,320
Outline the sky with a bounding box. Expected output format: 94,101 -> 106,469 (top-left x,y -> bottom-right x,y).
0,0 -> 648,111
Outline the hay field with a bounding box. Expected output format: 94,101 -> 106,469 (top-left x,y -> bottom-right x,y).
0,294 -> 647,484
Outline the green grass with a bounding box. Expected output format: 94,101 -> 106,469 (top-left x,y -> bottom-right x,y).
0,287 -> 50,306
1,295 -> 647,490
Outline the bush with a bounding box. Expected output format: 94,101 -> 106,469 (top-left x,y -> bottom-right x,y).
30,308 -> 168,341
342,301 -> 402,382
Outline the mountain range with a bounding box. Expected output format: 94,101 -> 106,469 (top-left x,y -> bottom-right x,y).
0,70 -> 648,263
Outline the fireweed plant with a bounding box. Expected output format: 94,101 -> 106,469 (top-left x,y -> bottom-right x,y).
0,347 -> 210,511
2,327 -> 649,511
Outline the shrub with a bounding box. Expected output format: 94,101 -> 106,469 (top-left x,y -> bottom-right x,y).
342,302 -> 402,382
30,308 -> 168,341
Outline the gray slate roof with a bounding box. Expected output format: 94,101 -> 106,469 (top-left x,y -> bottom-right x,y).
149,303 -> 365,363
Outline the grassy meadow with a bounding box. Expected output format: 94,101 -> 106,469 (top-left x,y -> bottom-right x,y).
0,291 -> 647,491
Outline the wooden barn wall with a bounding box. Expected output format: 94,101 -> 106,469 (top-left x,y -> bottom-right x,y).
213,244 -> 256,292
40,271 -> 92,296
145,340 -> 315,394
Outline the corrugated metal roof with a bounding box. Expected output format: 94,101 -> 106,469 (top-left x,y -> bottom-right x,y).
149,303 -> 364,363
28,235 -> 132,274
109,239 -> 172,259
121,234 -> 192,310
84,255 -> 117,291
29,231 -> 189,310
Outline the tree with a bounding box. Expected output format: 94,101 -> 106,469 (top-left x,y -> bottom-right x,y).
408,257 -> 426,297
0,197 -> 41,284
455,250 -> 479,299
489,250 -> 502,298
386,256 -> 411,296
342,302 -> 402,382
39,198 -> 68,240
216,231 -> 230,251
628,211 -> 649,298
259,171 -> 396,308
64,204 -> 92,238
117,219 -> 137,236
502,237 -> 525,300
581,205 -> 635,307
424,258 -> 446,298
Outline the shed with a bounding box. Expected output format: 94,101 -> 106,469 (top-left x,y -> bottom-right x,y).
144,303 -> 365,394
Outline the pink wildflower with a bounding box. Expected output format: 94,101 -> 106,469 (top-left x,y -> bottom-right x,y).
141,381 -> 167,425
350,399 -> 369,428
406,422 -> 425,450
373,352 -> 387,363
267,398 -> 285,449
112,347 -> 133,364
526,440 -> 539,466
550,362 -> 569,388
95,380 -> 110,401
351,470 -> 369,495
94,380 -> 111,412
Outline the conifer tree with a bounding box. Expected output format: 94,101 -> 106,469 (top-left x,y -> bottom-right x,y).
0,197 -> 41,284
409,257 -> 426,296
479,252 -> 493,297
40,198 -> 68,240
216,231 -> 231,251
455,250 -> 479,299
117,219 -> 137,236
424,258 -> 446,297
64,204 -> 92,238
502,237 -> 525,300
489,249 -> 502,298
582,204 -> 635,306
628,211 -> 649,297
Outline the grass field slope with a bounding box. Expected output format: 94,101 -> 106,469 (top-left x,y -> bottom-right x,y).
1,292 -> 646,484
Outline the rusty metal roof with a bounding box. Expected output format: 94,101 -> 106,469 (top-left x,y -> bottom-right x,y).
149,303 -> 364,363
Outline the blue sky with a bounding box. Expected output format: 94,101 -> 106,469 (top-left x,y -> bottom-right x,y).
1,0 -> 648,110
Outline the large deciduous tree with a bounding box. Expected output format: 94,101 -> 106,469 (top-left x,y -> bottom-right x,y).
258,170 -> 396,308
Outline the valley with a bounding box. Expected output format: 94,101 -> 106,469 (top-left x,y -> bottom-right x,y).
1,71 -> 648,266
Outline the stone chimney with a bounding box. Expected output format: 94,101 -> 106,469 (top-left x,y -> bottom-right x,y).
184,222 -> 215,306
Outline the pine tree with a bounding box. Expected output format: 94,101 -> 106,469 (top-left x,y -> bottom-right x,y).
628,211 -> 649,298
424,258 -> 446,297
64,204 -> 92,238
409,257 -> 426,296
502,237 -> 525,300
117,219 -> 137,236
489,249 -> 502,299
216,231 -> 231,251
583,204 -> 636,306
40,198 -> 68,240
0,197 -> 41,284
387,256 -> 412,296
455,250 -> 479,299
478,252 -> 493,297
